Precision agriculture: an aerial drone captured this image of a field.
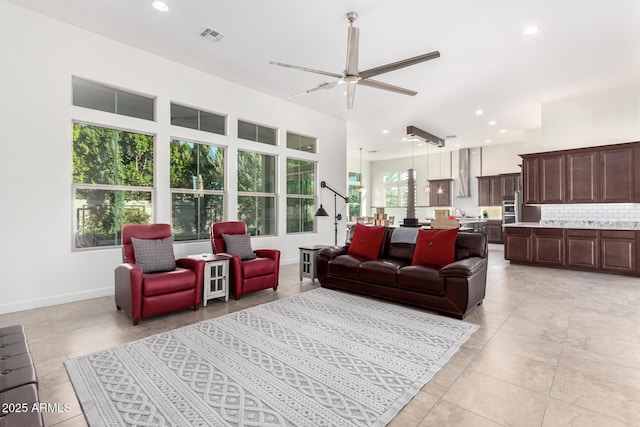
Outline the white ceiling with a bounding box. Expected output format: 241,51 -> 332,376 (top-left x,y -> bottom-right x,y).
8,0 -> 640,160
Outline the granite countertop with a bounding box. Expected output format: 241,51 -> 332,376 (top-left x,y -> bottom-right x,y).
504,221 -> 640,230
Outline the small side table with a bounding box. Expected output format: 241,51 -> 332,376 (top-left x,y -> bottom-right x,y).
299,245 -> 329,283
188,254 -> 229,306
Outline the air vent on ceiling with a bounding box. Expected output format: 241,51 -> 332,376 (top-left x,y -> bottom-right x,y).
200,27 -> 224,43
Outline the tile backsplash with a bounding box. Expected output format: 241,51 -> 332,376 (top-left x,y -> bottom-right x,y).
541,203 -> 640,221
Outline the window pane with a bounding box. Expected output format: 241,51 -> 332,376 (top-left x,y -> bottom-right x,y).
170,139 -> 224,190
72,78 -> 115,114
385,186 -> 399,206
73,123 -> 154,186
172,193 -> 223,241
238,151 -> 276,193
287,197 -> 315,233
384,172 -> 398,183
74,189 -> 152,248
171,103 -> 198,130
72,77 -> 154,121
348,172 -> 361,182
237,195 -> 275,236
257,125 -> 276,145
200,111 -> 225,135
116,90 -> 154,121
287,132 -> 316,153
348,185 -> 362,219
238,121 -> 257,141
286,159 -> 315,195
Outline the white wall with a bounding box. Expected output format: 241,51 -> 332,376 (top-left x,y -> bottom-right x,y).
539,84 -> 640,151
0,2 -> 346,314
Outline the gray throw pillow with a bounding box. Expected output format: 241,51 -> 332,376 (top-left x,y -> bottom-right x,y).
131,236 -> 177,273
222,233 -> 257,260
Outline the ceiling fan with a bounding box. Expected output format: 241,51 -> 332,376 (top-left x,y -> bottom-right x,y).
270,12 -> 440,109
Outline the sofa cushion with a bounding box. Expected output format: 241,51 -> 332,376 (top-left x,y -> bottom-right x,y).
412,228 -> 458,268
222,233 -> 257,260
131,236 -> 176,273
242,257 -> 276,279
397,265 -> 445,295
142,268 -> 196,297
328,255 -> 362,280
347,223 -> 385,260
358,259 -> 407,286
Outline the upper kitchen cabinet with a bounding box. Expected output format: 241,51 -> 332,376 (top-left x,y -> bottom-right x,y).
428,179 -> 452,207
477,173 -> 522,206
522,141 -> 640,204
501,173 -> 521,199
477,176 -> 491,206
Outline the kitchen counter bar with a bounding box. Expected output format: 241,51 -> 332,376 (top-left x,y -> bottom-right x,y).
505,221 -> 640,231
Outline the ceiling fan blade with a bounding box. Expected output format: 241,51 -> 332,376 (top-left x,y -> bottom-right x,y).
345,25 -> 359,75
287,81 -> 339,99
346,81 -> 357,109
269,61 -> 342,79
358,51 -> 440,79
358,78 -> 417,96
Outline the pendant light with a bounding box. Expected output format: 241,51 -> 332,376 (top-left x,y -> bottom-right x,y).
437,148 -> 443,194
425,144 -> 430,192
356,147 -> 365,192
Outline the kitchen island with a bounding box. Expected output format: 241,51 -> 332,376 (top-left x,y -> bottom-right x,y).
504,222 -> 640,276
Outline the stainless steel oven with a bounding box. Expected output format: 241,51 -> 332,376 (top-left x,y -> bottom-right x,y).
502,191 -> 521,225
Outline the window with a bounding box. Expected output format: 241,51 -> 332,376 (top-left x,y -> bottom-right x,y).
383,170 -> 415,207
170,103 -> 226,135
170,139 -> 225,241
237,150 -> 277,235
72,77 -> 154,121
72,123 -> 154,248
286,132 -> 316,153
286,159 -> 316,233
348,172 -> 362,219
238,120 -> 277,145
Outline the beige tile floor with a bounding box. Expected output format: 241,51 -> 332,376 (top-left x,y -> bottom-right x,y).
2,243 -> 640,426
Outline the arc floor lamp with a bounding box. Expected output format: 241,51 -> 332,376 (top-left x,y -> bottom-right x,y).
315,180 -> 349,245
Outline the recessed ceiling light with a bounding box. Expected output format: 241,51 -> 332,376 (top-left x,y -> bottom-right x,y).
499,129 -> 507,133
368,150 -> 378,153
152,1 -> 169,12
488,120 -> 496,126
523,25 -> 539,36
455,144 -> 461,148
475,109 -> 484,116
382,129 -> 389,134
485,139 -> 492,143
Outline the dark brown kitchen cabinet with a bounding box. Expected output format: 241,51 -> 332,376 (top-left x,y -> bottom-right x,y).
428,179 -> 452,207
486,220 -> 503,243
566,229 -> 598,269
565,151 -> 598,203
521,141 -> 640,204
600,230 -> 636,273
532,228 -> 564,266
599,148 -> 634,203
490,176 -> 503,205
522,157 -> 540,204
501,173 -> 520,200
505,226 -> 639,276
504,227 -> 532,262
477,176 -> 491,206
539,155 -> 564,203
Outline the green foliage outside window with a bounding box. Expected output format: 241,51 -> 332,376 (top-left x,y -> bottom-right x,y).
238,151 -> 276,235
72,123 -> 153,248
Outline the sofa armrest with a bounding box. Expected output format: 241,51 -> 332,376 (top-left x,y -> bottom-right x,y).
176,257 -> 205,305
254,249 -> 280,261
114,263 -> 143,320
318,245 -> 347,261
439,257 -> 487,278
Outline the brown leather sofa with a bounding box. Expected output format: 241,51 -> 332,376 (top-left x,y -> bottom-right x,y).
317,227 -> 488,319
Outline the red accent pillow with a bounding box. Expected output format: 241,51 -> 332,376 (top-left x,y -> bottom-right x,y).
347,223 -> 386,260
411,228 -> 458,268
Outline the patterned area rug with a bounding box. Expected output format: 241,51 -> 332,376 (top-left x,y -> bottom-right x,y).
65,288 -> 478,426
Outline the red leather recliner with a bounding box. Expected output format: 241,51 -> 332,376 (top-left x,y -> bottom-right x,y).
210,221 -> 280,299
115,224 -> 204,325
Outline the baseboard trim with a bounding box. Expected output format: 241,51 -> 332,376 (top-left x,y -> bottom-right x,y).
0,287 -> 114,315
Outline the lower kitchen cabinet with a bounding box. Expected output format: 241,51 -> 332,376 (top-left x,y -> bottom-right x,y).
600,230 -> 637,273
505,226 -> 640,276
566,229 -> 598,269
486,220 -> 503,243
532,228 -> 564,265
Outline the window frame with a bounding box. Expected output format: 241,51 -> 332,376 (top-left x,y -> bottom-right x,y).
286,131 -> 317,153
237,119 -> 278,146
170,102 -> 227,136
236,149 -> 278,236
286,157 -> 317,234
383,169 -> 415,207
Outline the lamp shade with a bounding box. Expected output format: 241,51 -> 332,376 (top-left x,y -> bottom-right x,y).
314,205 -> 329,217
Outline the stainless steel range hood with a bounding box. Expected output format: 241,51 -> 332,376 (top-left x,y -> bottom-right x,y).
458,148 -> 470,197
